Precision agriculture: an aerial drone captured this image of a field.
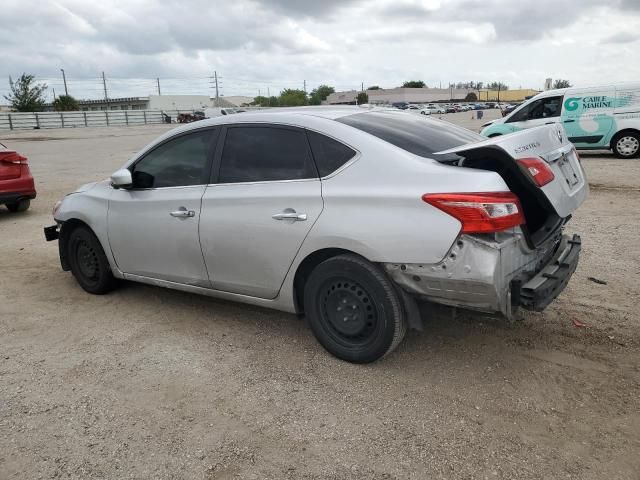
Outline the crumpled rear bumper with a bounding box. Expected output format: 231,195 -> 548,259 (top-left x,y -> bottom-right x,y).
384,230 -> 578,319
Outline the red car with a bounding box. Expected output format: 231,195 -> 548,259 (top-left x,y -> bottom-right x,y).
0,145 -> 36,212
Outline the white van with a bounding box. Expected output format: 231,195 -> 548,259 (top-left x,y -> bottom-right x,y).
481,83 -> 640,158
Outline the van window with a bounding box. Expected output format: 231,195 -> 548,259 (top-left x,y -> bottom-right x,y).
508,96 -> 563,123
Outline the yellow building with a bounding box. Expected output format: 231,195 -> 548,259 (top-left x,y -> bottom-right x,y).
477,89 -> 539,102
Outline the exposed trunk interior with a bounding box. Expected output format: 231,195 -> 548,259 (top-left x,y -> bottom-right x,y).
449,146 -> 563,248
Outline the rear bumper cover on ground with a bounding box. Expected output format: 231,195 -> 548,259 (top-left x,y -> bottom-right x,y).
384,231 -> 580,318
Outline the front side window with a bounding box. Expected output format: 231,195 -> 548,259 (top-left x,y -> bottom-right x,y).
218,126 -> 317,183
131,129 -> 213,188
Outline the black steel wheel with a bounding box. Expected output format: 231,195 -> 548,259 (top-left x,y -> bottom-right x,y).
67,226 -> 118,294
304,254 -> 407,363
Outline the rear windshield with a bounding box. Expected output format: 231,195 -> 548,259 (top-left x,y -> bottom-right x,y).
336,111 -> 483,162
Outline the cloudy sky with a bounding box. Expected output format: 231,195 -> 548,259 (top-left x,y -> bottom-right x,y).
1,0 -> 639,102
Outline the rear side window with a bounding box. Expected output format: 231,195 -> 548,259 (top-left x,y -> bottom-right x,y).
337,111 -> 482,162
307,131 -> 356,177
218,126 -> 317,183
131,129 -> 213,188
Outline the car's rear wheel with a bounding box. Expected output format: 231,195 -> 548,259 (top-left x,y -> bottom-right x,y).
6,199 -> 30,212
612,131 -> 640,158
303,254 -> 407,363
67,226 -> 118,294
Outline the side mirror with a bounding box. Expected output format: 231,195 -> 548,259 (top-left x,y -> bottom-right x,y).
111,169 -> 132,189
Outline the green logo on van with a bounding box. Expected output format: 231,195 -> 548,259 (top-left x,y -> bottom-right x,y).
564,97 -> 581,111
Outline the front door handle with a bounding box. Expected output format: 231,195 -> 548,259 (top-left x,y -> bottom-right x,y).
170,207 -> 195,218
563,119 -> 575,123
272,211 -> 307,221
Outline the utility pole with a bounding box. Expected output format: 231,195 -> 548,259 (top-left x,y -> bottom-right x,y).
214,71 -> 219,107
156,77 -> 161,95
52,88 -> 57,101
303,80 -> 306,94
60,69 -> 68,96
361,81 -> 364,92
102,71 -> 109,108
267,87 -> 270,106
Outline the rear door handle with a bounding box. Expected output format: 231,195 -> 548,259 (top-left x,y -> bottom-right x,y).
170,207 -> 195,218
272,212 -> 307,221
563,119 -> 575,123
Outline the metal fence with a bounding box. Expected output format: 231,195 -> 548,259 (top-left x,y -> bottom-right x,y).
0,109 -> 197,131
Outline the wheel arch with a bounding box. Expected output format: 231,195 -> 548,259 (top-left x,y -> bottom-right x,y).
610,128 -> 640,149
58,219 -> 103,272
292,248 -> 357,314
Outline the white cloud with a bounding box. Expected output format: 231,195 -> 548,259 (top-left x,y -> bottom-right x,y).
1,0 -> 639,102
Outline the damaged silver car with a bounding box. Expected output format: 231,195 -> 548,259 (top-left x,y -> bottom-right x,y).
45,108 -> 587,363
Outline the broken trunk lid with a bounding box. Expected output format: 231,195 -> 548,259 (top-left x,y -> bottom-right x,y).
434,124 -> 589,219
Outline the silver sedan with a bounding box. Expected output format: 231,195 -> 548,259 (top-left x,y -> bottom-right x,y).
46,107 -> 587,363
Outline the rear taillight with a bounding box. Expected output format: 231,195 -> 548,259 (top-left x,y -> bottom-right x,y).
516,157 -> 554,187
422,192 -> 525,233
0,151 -> 28,165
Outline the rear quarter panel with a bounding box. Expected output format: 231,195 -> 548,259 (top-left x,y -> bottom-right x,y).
298,131 -> 510,265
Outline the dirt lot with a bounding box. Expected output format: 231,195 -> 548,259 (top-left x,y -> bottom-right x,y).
1,115 -> 639,479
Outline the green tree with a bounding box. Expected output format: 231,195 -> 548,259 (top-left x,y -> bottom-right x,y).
486,81 -> 509,91
53,94 -> 79,111
464,92 -> 478,101
367,85 -> 381,90
4,73 -> 47,112
553,79 -> 572,89
357,92 -> 368,104
401,80 -> 426,88
278,88 -> 307,107
309,85 -> 335,105
251,95 -> 270,107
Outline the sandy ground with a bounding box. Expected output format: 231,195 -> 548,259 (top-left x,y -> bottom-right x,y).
1,113 -> 639,480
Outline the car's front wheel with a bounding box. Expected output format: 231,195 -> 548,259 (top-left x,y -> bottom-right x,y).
6,199 -> 30,212
67,225 -> 118,294
303,254 -> 407,363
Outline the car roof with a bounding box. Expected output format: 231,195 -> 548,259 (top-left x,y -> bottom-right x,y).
171,106 -> 395,133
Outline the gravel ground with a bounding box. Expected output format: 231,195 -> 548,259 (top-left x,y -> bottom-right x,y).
1,114 -> 639,480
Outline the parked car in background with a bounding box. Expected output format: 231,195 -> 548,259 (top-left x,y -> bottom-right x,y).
0,145 -> 36,213
177,111 -> 206,123
445,105 -> 457,113
392,102 -> 409,110
481,82 -> 640,158
45,108 -> 587,363
427,104 -> 446,114
504,103 -> 520,114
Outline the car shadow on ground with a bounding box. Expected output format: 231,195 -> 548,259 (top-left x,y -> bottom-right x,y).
110,278 -> 536,368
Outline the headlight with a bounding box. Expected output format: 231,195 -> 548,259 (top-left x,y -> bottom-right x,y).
52,200 -> 62,217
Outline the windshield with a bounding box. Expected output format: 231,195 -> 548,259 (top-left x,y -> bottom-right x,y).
336,111 -> 483,162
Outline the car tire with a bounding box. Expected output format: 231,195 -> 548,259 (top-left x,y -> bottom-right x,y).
67,226 -> 118,294
6,199 -> 30,212
303,254 -> 407,363
612,131 -> 640,158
